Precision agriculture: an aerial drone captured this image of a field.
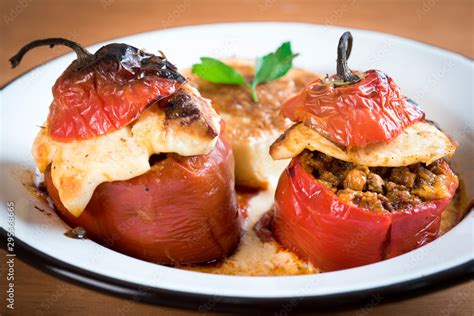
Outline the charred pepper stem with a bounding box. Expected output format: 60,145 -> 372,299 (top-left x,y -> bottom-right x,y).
336,32 -> 360,84
9,38 -> 93,71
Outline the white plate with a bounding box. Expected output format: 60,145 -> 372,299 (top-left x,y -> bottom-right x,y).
1,22 -> 473,312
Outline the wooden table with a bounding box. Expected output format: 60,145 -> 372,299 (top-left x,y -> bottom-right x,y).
1,0 -> 472,315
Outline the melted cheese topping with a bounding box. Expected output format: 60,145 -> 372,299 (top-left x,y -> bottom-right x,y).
270,121 -> 457,166
33,85 -> 221,216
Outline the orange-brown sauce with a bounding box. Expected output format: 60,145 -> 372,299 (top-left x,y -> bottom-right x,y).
236,185 -> 260,219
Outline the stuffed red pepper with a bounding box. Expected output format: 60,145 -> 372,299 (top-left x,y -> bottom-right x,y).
270,32 -> 458,272
11,38 -> 241,265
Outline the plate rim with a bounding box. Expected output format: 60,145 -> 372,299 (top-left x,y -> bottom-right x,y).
1,228 -> 472,313
2,22 -> 473,312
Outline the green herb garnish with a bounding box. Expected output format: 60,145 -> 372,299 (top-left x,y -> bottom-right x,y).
191,57 -> 247,85
191,42 -> 298,102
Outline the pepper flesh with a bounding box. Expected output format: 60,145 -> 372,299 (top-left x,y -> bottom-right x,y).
45,135 -> 241,265
281,70 -> 425,149
48,43 -> 185,142
272,156 -> 458,272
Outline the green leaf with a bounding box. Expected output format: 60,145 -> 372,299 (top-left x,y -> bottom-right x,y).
251,42 -> 299,101
192,42 -> 299,103
191,57 -> 247,85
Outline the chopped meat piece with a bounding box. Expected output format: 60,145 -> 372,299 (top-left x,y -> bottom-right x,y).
416,166 -> 436,185
343,167 -> 368,191
377,194 -> 394,211
305,157 -> 324,171
337,188 -> 356,202
367,173 -> 384,193
315,151 -> 334,164
390,167 -> 416,188
385,181 -> 407,192
386,189 -> 422,209
413,175 -> 450,200
338,189 -> 384,212
431,166 -> 446,176
300,151 -> 452,212
320,170 -> 340,187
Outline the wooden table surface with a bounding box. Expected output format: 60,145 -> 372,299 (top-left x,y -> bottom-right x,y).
1,0 -> 473,315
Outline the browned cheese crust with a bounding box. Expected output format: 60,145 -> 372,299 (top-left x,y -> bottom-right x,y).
185,59 -> 321,188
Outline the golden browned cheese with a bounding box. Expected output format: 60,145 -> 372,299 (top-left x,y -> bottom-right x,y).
186,59 -> 321,188
270,121 -> 457,167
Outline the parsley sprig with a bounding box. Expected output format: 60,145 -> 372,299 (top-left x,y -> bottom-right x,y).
191,42 -> 298,102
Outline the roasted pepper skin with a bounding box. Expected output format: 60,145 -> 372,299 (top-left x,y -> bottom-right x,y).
45,135 -> 241,265
281,70 -> 425,149
272,157 -> 458,272
48,43 -> 185,142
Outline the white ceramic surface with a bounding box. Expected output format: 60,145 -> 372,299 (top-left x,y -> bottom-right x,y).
0,23 -> 473,300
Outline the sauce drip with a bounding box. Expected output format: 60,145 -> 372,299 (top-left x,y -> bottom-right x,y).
64,226 -> 87,239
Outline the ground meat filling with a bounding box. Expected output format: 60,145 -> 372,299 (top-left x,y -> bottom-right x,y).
300,150 -> 452,212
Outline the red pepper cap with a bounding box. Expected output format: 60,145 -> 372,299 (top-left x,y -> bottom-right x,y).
282,70 -> 425,148
281,32 -> 425,149
10,38 -> 186,142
